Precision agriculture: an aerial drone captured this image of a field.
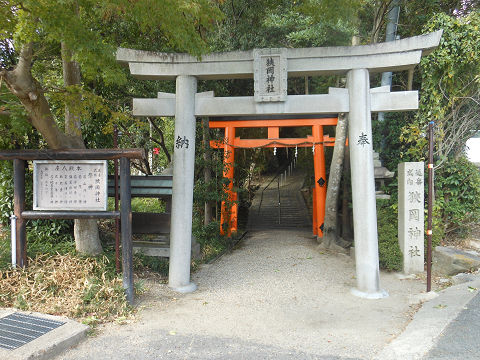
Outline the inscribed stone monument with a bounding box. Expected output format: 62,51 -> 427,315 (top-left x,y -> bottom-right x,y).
398,162 -> 424,274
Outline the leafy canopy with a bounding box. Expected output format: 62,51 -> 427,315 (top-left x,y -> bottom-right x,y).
0,0 -> 222,83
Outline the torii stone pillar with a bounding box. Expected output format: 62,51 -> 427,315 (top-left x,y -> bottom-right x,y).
348,69 -> 387,298
168,75 -> 197,293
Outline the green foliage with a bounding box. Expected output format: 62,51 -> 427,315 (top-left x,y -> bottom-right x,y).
0,231 -> 12,269
0,0 -> 222,79
193,218 -> 232,262
433,157 -> 480,239
376,199 -> 402,271
210,0 -> 355,51
130,198 -> 165,213
373,112 -> 416,174
133,254 -> 169,276
392,10 -> 480,246
0,161 -> 13,223
26,220 -> 75,255
400,1 -> 478,38
401,11 -> 480,162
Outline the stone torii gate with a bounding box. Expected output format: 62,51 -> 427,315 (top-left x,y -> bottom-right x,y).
117,31 -> 441,298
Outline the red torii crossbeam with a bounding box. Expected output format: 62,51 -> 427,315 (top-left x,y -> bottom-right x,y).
209,117 -> 337,237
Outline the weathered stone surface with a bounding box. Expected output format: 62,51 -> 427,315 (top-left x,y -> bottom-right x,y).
117,31 -> 443,79
433,246 -> 480,276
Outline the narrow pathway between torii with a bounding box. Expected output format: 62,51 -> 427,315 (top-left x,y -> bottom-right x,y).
247,169 -> 311,230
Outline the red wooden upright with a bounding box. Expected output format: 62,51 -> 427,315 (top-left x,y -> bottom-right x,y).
220,126 -> 236,236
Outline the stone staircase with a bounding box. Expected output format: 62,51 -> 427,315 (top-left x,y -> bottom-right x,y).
247,152 -> 393,230
247,169 -> 311,230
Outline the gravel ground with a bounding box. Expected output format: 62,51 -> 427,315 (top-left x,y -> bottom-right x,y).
56,229 -> 425,360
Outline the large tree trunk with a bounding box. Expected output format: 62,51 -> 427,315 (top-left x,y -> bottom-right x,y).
1,42 -> 102,255
62,42 -> 102,255
321,113 -> 348,249
0,43 -> 82,149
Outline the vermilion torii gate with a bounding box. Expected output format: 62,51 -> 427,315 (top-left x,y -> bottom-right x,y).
209,117 -> 337,237
117,30 -> 441,298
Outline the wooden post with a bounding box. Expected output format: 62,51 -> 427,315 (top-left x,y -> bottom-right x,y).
312,187 -> 318,235
313,125 -> 326,237
114,125 -> 120,273
13,159 -> 26,267
120,157 -> 134,304
220,126 -> 235,236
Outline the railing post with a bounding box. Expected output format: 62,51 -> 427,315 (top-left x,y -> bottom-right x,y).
277,176 -> 281,225
10,214 -> 17,267
120,156 -> 134,304
13,159 -> 26,267
114,125 -> 121,273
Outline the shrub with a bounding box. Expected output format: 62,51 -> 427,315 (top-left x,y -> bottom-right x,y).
433,157 -> 480,241
377,199 -> 402,271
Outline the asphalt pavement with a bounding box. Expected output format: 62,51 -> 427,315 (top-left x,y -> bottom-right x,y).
424,291 -> 480,360
378,276 -> 480,360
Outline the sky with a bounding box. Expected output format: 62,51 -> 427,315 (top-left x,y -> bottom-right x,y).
466,138 -> 480,163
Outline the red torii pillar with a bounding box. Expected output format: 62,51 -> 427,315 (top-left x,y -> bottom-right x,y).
312,124 -> 327,237
220,126 -> 238,236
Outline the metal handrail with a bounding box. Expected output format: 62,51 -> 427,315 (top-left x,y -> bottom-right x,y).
277,177 -> 281,224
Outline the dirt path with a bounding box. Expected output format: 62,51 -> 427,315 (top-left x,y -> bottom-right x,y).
56,229 -> 425,359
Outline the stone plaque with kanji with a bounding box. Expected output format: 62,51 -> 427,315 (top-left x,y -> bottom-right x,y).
398,162 -> 424,274
253,48 -> 287,102
33,160 -> 108,211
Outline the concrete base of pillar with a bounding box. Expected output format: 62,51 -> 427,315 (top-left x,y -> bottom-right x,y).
169,282 -> 197,293
351,287 -> 389,299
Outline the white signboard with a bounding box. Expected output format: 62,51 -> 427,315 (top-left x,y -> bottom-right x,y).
398,162 -> 424,274
253,48 -> 287,102
33,160 -> 108,211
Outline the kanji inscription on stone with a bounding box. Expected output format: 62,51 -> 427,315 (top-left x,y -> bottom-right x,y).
398,162 -> 424,274
253,48 -> 287,102
33,160 -> 108,211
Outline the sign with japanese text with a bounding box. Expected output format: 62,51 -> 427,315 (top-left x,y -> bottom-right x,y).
253,48 -> 287,102
398,162 -> 424,274
33,160 -> 108,211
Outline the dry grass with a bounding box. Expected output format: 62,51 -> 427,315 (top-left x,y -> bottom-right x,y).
0,253 -> 132,324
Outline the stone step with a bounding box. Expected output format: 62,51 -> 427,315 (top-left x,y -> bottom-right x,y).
248,170 -> 310,230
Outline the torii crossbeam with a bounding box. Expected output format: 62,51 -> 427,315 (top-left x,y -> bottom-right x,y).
117,30 -> 442,298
